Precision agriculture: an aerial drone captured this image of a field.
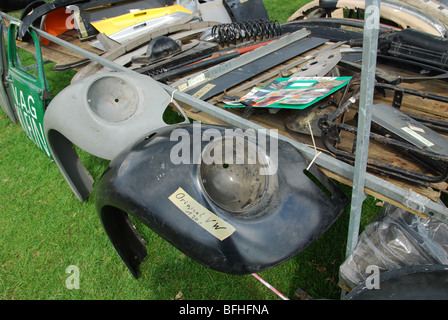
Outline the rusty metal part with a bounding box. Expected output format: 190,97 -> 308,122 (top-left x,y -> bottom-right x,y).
284,89 -> 343,136
285,103 -> 337,137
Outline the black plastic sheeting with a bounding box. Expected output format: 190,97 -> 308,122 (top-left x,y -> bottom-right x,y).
345,265 -> 448,300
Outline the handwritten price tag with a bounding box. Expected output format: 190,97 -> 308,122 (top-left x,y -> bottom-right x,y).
169,187 -> 236,241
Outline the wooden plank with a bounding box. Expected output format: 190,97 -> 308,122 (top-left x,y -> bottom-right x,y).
320,167 -> 429,219
15,30 -> 103,67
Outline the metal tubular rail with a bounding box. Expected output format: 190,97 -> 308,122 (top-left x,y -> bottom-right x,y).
1,10 -> 447,225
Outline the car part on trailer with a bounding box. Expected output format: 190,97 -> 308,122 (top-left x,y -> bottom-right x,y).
346,28 -> 448,75
287,0 -> 448,38
153,50 -> 240,82
43,71 -> 188,202
375,55 -> 448,82
39,8 -> 75,46
90,5 -> 191,37
17,0 -> 88,41
290,48 -> 341,78
284,98 -> 339,137
223,0 -> 269,22
139,36 -> 181,62
399,0 -> 448,28
19,0 -> 75,45
69,15 -> 207,82
8,6 -> 448,223
89,5 -> 192,48
281,17 -> 399,43
208,19 -> 282,46
371,102 -> 448,158
17,0 -> 174,41
281,50 -> 342,136
222,41 -> 346,99
7,21 -> 52,158
152,38 -> 282,82
133,40 -> 219,75
374,83 -> 448,134
339,50 -> 448,84
0,19 -> 18,123
95,123 -> 349,278
131,37 -> 198,65
376,28 -> 448,71
69,0 -> 175,41
319,79 -> 448,185
156,29 -> 311,89
345,264 -> 448,300
0,0 -> 36,12
184,34 -> 328,101
195,0 -> 232,23
283,60 -> 343,136
98,28 -> 213,73
18,1 -> 46,42
338,58 -> 403,85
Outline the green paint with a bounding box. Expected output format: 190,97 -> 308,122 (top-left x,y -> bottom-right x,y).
7,21 -> 52,159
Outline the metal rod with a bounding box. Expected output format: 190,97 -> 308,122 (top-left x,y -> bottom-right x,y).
345,0 -> 381,257
251,273 -> 289,300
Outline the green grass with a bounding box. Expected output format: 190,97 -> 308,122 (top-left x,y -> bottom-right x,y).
0,0 -> 383,300
263,0 -> 310,22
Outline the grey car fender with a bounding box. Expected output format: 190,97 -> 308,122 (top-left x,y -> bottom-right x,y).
44,71 -> 188,201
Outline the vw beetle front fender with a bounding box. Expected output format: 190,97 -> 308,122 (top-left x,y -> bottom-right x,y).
95,123 -> 349,277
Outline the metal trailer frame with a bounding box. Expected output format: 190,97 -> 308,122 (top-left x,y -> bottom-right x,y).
1,0 -> 447,282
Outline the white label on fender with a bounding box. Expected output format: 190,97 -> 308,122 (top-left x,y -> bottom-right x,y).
169,187 -> 236,241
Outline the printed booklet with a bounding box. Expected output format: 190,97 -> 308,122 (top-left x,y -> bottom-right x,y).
223,77 -> 351,110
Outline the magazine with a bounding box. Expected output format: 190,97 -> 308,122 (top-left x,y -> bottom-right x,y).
223,76 -> 351,110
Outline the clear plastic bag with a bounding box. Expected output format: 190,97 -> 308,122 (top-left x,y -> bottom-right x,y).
339,202 -> 448,291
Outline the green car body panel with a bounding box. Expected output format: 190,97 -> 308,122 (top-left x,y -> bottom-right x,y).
7,21 -> 52,159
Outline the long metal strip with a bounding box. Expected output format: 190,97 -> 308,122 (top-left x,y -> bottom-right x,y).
226,41 -> 346,95
170,28 -> 310,92
186,36 -> 328,100
1,11 -> 447,223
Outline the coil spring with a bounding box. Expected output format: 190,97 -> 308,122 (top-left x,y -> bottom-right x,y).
211,19 -> 282,46
146,67 -> 168,77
